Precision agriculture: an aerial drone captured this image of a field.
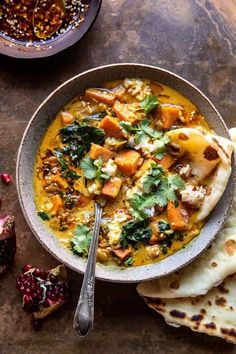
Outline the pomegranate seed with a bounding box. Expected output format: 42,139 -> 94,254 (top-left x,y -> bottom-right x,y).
0,173 -> 11,184
49,274 -> 58,284
22,264 -> 33,273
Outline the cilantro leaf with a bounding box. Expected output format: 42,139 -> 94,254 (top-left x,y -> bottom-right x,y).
168,174 -> 185,190
37,211 -> 50,220
80,156 -> 110,181
70,224 -> 92,256
120,220 -> 152,248
80,156 -> 97,179
94,158 -> 110,181
140,95 -> 159,115
120,121 -> 138,134
129,164 -> 185,220
142,164 -> 165,193
129,193 -> 159,220
153,135 -> 170,159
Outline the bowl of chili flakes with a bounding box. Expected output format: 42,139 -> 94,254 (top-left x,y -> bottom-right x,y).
0,0 -> 102,59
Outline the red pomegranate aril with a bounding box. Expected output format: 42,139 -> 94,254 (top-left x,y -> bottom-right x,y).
49,274 -> 58,284
23,264 -> 33,273
0,173 -> 11,184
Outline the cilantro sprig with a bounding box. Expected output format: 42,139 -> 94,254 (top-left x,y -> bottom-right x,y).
80,156 -> 109,181
129,164 -> 185,221
70,224 -> 92,257
120,120 -> 169,159
140,95 -> 159,115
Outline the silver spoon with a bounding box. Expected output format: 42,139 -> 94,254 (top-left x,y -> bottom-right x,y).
33,0 -> 66,39
73,202 -> 103,337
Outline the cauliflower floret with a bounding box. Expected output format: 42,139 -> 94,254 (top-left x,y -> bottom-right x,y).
101,159 -> 117,177
104,137 -> 119,150
123,79 -> 151,101
134,137 -> 156,155
107,210 -> 129,246
87,180 -> 102,195
126,185 -> 143,199
180,184 -> 206,208
179,164 -> 192,178
146,245 -> 160,259
143,206 -> 155,218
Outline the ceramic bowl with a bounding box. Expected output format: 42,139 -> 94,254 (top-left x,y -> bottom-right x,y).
16,63 -> 236,282
0,0 -> 102,59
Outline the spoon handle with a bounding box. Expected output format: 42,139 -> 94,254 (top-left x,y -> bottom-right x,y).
73,202 -> 102,336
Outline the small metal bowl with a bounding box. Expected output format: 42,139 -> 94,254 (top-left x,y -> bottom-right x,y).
16,63 -> 236,282
0,0 -> 102,59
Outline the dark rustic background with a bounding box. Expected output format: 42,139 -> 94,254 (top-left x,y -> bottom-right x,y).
0,0 -> 236,353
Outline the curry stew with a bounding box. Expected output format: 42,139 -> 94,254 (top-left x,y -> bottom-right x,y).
34,78 -> 216,268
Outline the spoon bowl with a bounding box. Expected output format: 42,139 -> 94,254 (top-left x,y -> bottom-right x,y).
33,0 -> 66,39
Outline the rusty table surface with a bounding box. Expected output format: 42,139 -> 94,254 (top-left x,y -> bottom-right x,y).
0,0 -> 236,353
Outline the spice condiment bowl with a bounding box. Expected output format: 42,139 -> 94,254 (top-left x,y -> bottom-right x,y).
0,0 -> 102,59
16,63 -> 236,282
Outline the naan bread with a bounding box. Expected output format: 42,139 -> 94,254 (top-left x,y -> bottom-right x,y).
137,129 -> 236,299
167,128 -> 234,220
142,274 -> 236,344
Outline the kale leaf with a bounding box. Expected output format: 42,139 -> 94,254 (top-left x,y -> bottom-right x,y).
120,220 -> 152,248
59,122 -> 105,166
37,211 -> 50,220
70,224 -> 92,257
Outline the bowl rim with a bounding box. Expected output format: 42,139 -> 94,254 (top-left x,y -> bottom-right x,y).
16,63 -> 236,283
0,0 -> 102,59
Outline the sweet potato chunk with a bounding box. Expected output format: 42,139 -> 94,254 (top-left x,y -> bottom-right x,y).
115,150 -> 142,176
89,143 -> 113,161
102,177 -> 122,198
167,201 -> 189,232
51,195 -> 63,216
161,105 -> 182,130
135,158 -> 155,179
60,112 -> 74,126
112,101 -> 137,123
99,116 -> 123,139
85,89 -> 115,106
153,154 -> 175,170
112,248 -> 132,261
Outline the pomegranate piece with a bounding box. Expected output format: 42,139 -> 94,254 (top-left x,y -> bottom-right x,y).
16,264 -> 68,320
0,173 -> 11,184
0,215 -> 16,274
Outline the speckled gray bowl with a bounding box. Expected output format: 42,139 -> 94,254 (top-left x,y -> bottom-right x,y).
16,63 -> 235,283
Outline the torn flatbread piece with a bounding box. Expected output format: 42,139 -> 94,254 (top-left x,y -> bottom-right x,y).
167,128 -> 234,220
142,274 -> 236,344
137,129 -> 236,299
